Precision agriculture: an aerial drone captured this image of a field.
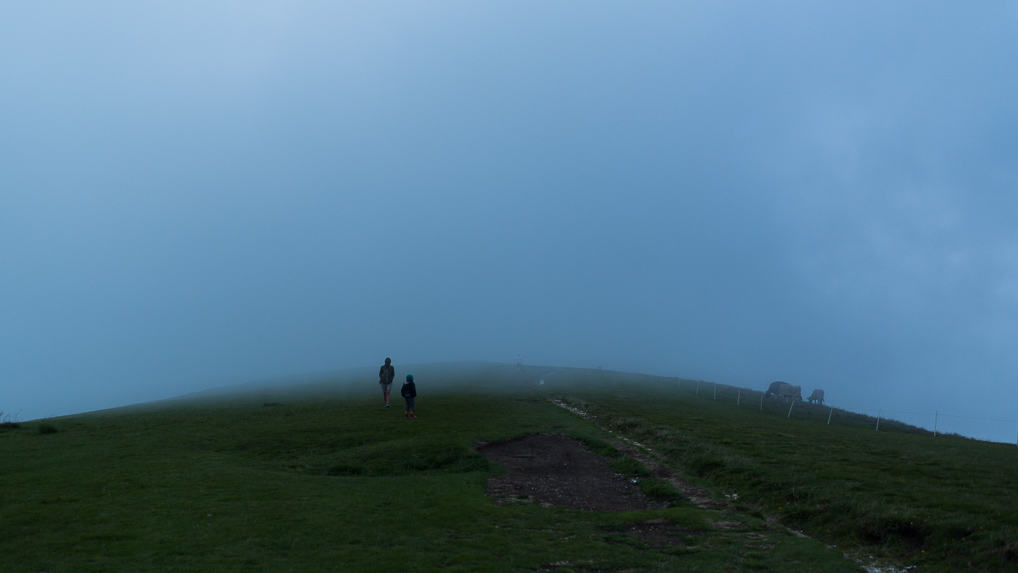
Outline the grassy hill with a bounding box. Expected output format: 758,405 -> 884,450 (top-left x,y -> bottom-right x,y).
3,363 -> 1016,571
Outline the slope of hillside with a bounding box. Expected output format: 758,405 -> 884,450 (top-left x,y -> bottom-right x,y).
4,363 -> 1015,571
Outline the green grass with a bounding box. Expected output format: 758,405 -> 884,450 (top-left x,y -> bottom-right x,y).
22,361 -> 1018,571
555,374 -> 1018,571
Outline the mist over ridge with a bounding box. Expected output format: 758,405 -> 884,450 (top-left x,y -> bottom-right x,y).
3,2 -> 1017,444
57,361 -> 999,445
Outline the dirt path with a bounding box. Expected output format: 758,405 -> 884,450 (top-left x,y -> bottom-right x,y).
549,398 -> 728,512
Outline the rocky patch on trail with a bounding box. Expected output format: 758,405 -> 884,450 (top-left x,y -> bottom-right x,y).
477,433 -> 666,511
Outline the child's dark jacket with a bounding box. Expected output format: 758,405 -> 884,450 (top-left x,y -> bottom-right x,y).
401,381 -> 417,398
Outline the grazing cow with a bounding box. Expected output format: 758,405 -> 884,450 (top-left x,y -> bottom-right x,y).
765,381 -> 802,402
807,389 -> 825,405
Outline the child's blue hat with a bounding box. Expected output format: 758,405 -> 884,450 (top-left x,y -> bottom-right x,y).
406,374 -> 414,381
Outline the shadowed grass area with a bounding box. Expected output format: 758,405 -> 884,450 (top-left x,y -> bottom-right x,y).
1,365 -> 859,572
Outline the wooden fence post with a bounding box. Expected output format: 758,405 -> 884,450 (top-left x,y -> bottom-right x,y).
827,407 -> 833,425
875,409 -> 881,432
787,401 -> 795,419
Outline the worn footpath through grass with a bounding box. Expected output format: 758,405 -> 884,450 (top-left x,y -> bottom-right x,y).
1,371 -> 859,572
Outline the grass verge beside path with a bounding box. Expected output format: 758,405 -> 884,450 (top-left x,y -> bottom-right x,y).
558,384 -> 1018,571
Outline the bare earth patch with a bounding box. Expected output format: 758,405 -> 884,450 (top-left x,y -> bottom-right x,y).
550,399 -> 726,510
477,433 -> 666,511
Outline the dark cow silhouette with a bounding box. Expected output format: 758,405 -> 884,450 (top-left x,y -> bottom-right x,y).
807,389 -> 825,405
765,381 -> 802,402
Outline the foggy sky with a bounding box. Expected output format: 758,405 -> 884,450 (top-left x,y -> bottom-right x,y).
3,2 -> 1017,441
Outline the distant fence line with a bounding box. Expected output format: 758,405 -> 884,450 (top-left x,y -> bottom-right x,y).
678,379 -> 1018,446
523,365 -> 1017,444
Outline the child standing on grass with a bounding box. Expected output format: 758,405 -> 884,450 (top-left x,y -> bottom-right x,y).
401,374 -> 417,419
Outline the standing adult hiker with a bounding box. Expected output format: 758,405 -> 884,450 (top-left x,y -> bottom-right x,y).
379,357 -> 395,407
401,373 -> 417,419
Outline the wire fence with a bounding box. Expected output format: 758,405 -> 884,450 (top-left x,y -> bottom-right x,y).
676,379 -> 1018,446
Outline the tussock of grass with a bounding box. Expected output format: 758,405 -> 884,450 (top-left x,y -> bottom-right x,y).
608,455 -> 651,478
636,478 -> 685,506
36,423 -> 58,434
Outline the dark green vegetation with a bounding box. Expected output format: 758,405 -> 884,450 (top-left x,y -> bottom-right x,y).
3,364 -> 1014,571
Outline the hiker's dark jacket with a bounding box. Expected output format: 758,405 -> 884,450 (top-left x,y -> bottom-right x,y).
401,381 -> 417,398
379,364 -> 395,384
